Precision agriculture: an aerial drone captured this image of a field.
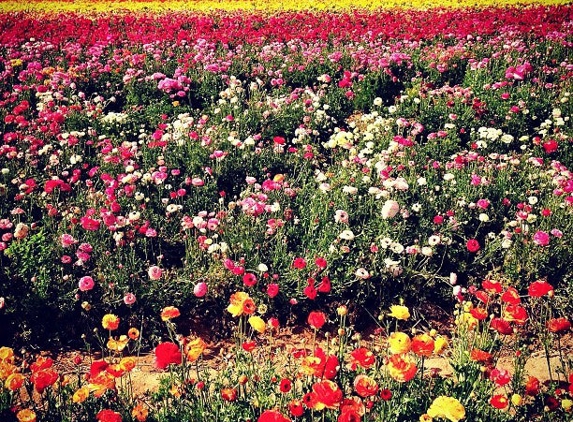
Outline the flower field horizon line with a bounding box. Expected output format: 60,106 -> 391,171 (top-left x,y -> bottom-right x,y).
0,0 -> 571,13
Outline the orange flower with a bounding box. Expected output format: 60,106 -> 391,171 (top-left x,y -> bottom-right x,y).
353,374 -> 378,398
221,387 -> 238,401
524,376 -> 540,396
132,402 -> 149,422
16,409 -> 36,422
160,306 -> 181,321
0,347 -> 15,363
470,348 -> 492,363
120,357 -> 137,372
89,371 -> 116,397
411,333 -> 435,357
128,327 -> 140,340
106,363 -> 126,378
102,314 -> 120,331
388,332 -> 411,355
186,337 -> 207,362
387,354 -> 417,382
0,361 -> 17,379
227,291 -> 256,317
5,372 -> 25,391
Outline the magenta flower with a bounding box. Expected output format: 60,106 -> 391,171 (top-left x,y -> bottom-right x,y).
78,276 -> 95,292
193,282 -> 208,298
533,231 -> 550,246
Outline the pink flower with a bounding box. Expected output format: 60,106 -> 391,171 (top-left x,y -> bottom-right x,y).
267,283 -> 279,298
243,273 -> 257,287
123,293 -> 136,305
476,198 -> 490,209
292,257 -> 307,270
60,234 -> 76,247
148,266 -> 163,280
193,282 -> 208,297
381,200 -> 400,219
466,239 -> 480,253
78,276 -> 95,292
533,231 -> 550,246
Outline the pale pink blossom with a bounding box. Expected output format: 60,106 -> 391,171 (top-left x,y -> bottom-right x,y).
148,265 -> 163,280
78,276 -> 95,292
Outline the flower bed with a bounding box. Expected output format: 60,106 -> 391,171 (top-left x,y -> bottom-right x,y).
0,4 -> 572,421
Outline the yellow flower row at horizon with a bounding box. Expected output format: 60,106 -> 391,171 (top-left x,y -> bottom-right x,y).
0,0 -> 569,13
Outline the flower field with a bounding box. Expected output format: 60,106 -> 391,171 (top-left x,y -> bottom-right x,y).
1,2 -> 573,421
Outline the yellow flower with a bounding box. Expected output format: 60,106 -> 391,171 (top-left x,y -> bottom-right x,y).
5,372 -> 25,391
433,336 -> 449,355
455,312 -> 477,331
16,409 -> 36,422
186,337 -> 207,362
107,335 -> 129,352
120,356 -> 137,372
562,399 -> 573,413
511,393 -> 523,406
388,332 -> 411,355
72,386 -> 90,403
248,316 -> 266,334
388,305 -> 410,320
0,347 -> 15,363
227,291 -> 256,317
427,396 -> 466,422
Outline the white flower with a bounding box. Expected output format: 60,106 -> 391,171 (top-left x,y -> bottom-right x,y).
411,203 -> 422,212
380,237 -> 392,248
417,177 -> 427,186
381,200 -> 400,219
421,246 -> 433,256
428,235 -> 441,246
478,213 -> 490,222
390,242 -> 404,254
343,185 -> 358,195
339,230 -> 355,241
528,196 -> 538,205
258,263 -> 268,273
334,210 -> 349,224
355,268 -> 370,279
443,173 -> 455,181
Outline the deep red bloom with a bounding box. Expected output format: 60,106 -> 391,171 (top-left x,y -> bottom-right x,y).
292,257 -> 307,269
242,341 -> 257,352
267,283 -> 279,298
317,276 -> 331,293
543,139 -> 558,153
288,399 -> 304,417
221,387 -> 237,401
243,273 -> 257,287
482,279 -> 503,294
258,410 -> 290,422
96,409 -> 122,422
525,376 -> 540,396
315,257 -> 327,269
307,311 -> 327,330
31,368 -> 58,393
503,304 -> 528,325
154,342 -> 182,370
466,239 -> 480,253
528,280 -> 554,298
490,318 -> 513,335
380,388 -> 392,400
279,378 -> 292,393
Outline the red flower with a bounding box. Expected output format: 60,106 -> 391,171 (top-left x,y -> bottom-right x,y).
490,368 -> 511,387
303,284 -> 317,300
547,317 -> 571,333
312,380 -> 343,409
279,378 -> 292,393
353,374 -> 378,398
470,349 -> 492,363
466,239 -> 480,253
482,279 -> 503,294
473,290 -> 490,304
411,333 -> 435,357
96,409 -> 122,422
267,283 -> 279,298
154,342 -> 182,370
490,394 -> 509,409
528,280 -> 554,298
288,399 -> 304,417
258,410 -> 290,422
242,341 -> 257,352
315,257 -> 327,269
317,276 -> 331,293
503,304 -> 528,325
307,311 -> 327,330
31,368 -> 58,393
380,388 -> 392,401
243,273 -> 257,287
349,347 -> 376,370
89,360 -> 109,379
500,287 -> 521,305
338,408 -> 362,422
292,257 -> 307,269
525,376 -> 540,396
543,139 -> 558,153
470,307 -> 488,320
490,318 -> 513,335
221,387 -> 238,401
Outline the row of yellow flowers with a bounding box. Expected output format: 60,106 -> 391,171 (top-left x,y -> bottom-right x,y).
0,0 -> 570,13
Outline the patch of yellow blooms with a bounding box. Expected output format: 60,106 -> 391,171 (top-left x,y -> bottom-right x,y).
0,0 -> 569,13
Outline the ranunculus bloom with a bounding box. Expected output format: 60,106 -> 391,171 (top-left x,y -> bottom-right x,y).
5,373 -> 25,391
307,311 -> 327,330
466,239 -> 480,253
381,200 -> 400,219
243,273 -> 257,287
349,347 -> 376,370
248,316 -> 266,334
193,281 -> 208,297
160,306 -> 181,321
221,387 -> 238,401
427,396 -> 466,422
533,230 -> 550,246
411,333 -> 435,357
227,291 -> 256,317
547,317 -> 571,333
387,354 -> 417,382
148,265 -> 162,280
490,394 -> 509,410
388,305 -> 410,320
528,280 -> 554,298
292,257 -> 307,269
78,276 -> 95,292
154,342 -> 182,370
31,368 -> 58,393
96,409 -> 122,422
258,410 -> 290,422
16,409 -> 37,422
267,283 -> 279,298
279,378 -> 292,393
102,314 -> 120,331
354,374 -> 378,397
525,376 -> 540,396
288,399 -> 304,417
388,332 -> 412,355
123,293 -> 136,305
186,337 -> 206,362
312,380 -> 343,410
490,368 -> 512,387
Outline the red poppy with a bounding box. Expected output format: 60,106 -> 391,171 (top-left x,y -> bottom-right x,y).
490,318 -> 513,335
30,356 -> 53,373
379,388 -> 392,401
90,360 -> 109,378
242,341 -> 257,352
525,376 -> 540,396
279,378 -> 292,393
307,311 -> 327,330
490,394 -> 509,409
349,347 -> 376,370
482,279 -> 503,294
258,410 -> 290,422
469,307 -> 488,320
528,280 -> 554,298
473,290 -> 490,304
288,400 -> 304,417
503,304 -> 528,325
466,239 -> 480,253
547,317 -> 571,333
302,392 -> 318,409
500,287 -> 521,305
154,342 -> 182,370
